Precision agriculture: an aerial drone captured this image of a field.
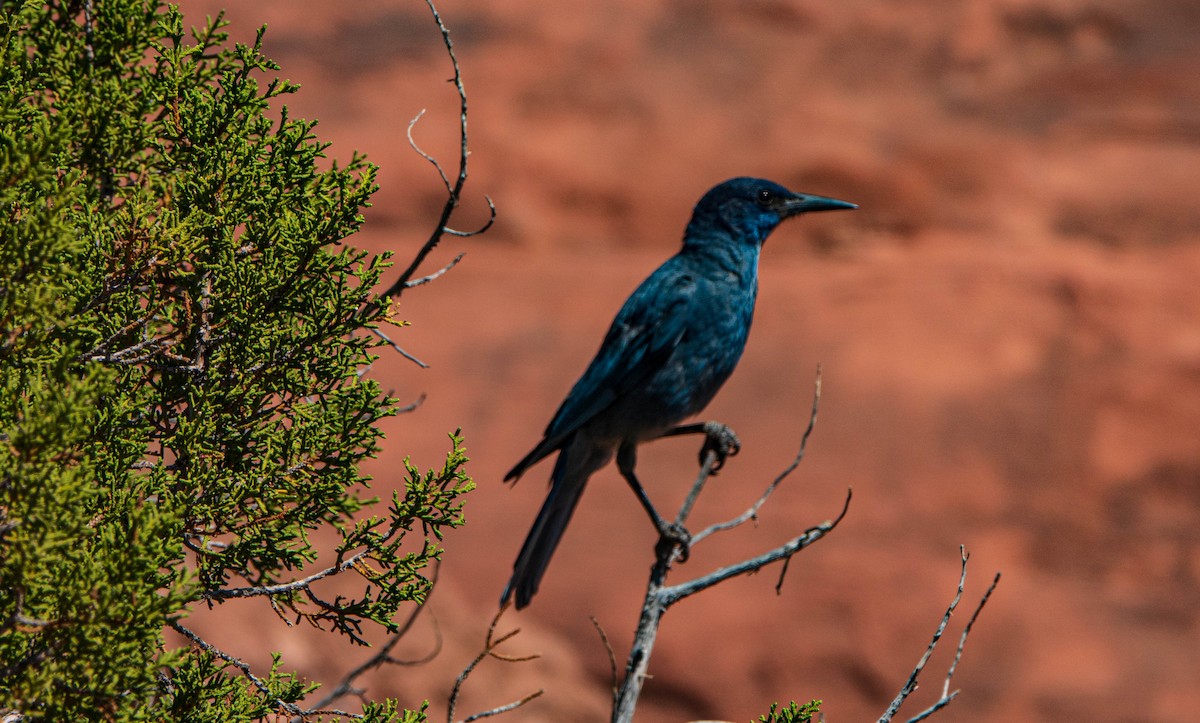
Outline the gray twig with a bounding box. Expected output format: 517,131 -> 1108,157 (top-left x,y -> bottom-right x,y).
396,393 -> 428,414
461,692 -> 544,723
691,366 -> 822,545
376,0 -> 491,304
878,548 -> 1002,723
406,252 -> 466,289
83,0 -> 95,64
370,325 -> 429,369
170,621 -> 312,717
664,489 -> 851,605
613,370 -> 838,723
407,108 -> 452,193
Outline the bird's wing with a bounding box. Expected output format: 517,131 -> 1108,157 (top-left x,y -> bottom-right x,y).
506,265 -> 695,480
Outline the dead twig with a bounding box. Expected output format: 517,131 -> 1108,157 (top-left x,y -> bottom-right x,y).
691,366 -> 822,546
878,548 -> 1002,723
447,604 -> 543,723
591,616 -> 620,710
375,0 -> 492,306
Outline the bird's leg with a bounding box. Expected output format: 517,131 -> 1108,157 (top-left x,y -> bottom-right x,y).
617,441 -> 691,560
663,420 -> 741,472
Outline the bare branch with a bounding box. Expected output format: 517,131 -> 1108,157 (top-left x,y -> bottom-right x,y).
878,549 -> 967,722
442,195 -> 496,238
774,552 -> 794,596
461,692 -> 544,723
3,589 -> 50,633
83,0 -> 95,64
591,616 -> 620,711
609,364 -> 997,722
877,548 -> 1002,723
170,621 -> 321,718
662,489 -> 851,606
370,325 -> 429,369
691,366 -> 822,545
904,569 -> 1002,723
671,421 -> 736,530
375,0 -> 489,305
195,270 -> 213,371
675,452 -> 719,530
406,109 -> 453,193
943,571 -> 1001,695
405,252 -> 466,289
79,321 -> 182,365
614,375 -> 838,723
447,604 -> 543,723
396,393 -> 428,414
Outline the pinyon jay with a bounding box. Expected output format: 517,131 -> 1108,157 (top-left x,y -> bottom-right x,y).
503,177 -> 856,609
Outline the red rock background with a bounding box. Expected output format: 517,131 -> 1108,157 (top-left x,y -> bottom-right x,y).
175,1 -> 1200,721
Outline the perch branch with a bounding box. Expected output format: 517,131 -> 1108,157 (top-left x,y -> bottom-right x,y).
613,370 -> 838,723
663,489 -> 851,605
691,366 -> 822,546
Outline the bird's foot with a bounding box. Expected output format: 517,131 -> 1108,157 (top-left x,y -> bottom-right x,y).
655,521 -> 692,562
700,421 -> 741,473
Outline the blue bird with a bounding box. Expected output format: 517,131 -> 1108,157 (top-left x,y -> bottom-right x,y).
502,177 -> 856,609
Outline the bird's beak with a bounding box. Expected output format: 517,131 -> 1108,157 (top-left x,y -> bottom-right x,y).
780,193 -> 858,217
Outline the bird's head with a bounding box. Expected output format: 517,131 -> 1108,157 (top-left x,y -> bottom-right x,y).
685,177 -> 857,247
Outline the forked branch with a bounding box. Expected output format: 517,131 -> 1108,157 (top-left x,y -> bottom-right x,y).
878,548 -> 1002,722
446,604 -> 543,723
375,0 -> 493,306
613,369 -> 841,723
610,369 -> 999,723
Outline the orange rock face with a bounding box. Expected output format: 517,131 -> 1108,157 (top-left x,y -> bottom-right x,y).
175,1 -> 1200,721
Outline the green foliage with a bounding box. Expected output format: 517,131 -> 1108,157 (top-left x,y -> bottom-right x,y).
0,2 -> 470,720
164,652 -> 308,722
757,700 -> 822,723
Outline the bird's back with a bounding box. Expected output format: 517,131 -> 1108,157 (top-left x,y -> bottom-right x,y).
564,244 -> 759,446
505,244 -> 759,480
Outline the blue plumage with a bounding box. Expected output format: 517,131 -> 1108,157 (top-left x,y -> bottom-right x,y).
503,177 -> 856,609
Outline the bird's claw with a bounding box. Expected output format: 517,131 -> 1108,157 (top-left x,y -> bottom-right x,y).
655,521 -> 692,562
700,421 -> 741,473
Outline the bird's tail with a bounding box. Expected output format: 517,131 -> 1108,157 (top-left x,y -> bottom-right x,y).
502,437 -> 611,609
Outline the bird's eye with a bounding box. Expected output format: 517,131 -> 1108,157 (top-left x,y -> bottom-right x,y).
756,189 -> 775,207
